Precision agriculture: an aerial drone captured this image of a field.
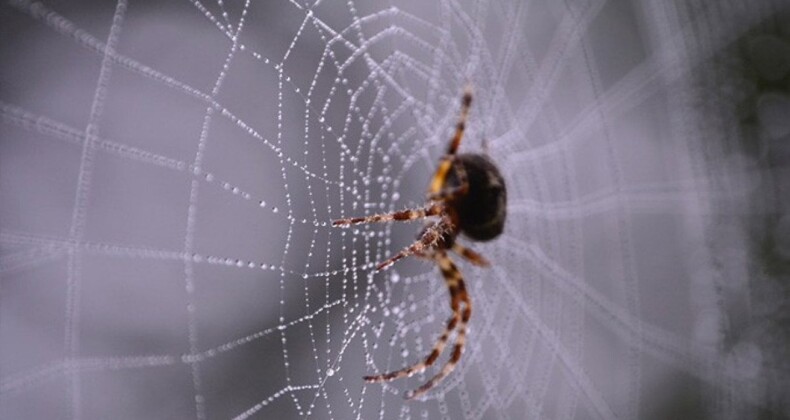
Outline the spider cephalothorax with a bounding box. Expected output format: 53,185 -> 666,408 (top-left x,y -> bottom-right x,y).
332,87 -> 506,399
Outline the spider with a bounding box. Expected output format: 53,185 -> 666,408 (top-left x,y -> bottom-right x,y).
332,87 -> 507,400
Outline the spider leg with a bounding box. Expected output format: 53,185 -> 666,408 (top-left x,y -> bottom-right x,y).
406,252 -> 471,400
363,299 -> 460,384
375,218 -> 450,271
448,85 -> 473,155
427,155 -> 469,202
451,243 -> 490,267
363,251 -> 463,387
332,203 -> 442,227
428,87 -> 472,196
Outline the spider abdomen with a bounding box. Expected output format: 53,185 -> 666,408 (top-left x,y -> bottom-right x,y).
451,153 -> 507,241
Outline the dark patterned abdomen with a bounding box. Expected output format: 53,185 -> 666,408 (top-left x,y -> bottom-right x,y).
450,154 -> 507,241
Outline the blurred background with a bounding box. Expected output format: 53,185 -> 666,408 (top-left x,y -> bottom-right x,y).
2,0 -> 790,418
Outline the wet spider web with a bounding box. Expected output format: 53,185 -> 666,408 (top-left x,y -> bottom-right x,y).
1,0 -> 789,419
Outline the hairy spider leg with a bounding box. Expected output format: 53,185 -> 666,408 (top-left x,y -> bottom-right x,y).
405,251 -> 471,400
429,86 -> 472,196
332,203 -> 443,227
451,243 -> 490,267
364,251 -> 471,399
363,298 -> 460,384
375,217 -> 452,271
449,85 -> 473,155
428,155 -> 469,202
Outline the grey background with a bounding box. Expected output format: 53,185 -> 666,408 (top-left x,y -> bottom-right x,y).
2,0 -> 790,419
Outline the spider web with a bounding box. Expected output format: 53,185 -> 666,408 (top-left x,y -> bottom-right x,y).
1,0 -> 789,419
